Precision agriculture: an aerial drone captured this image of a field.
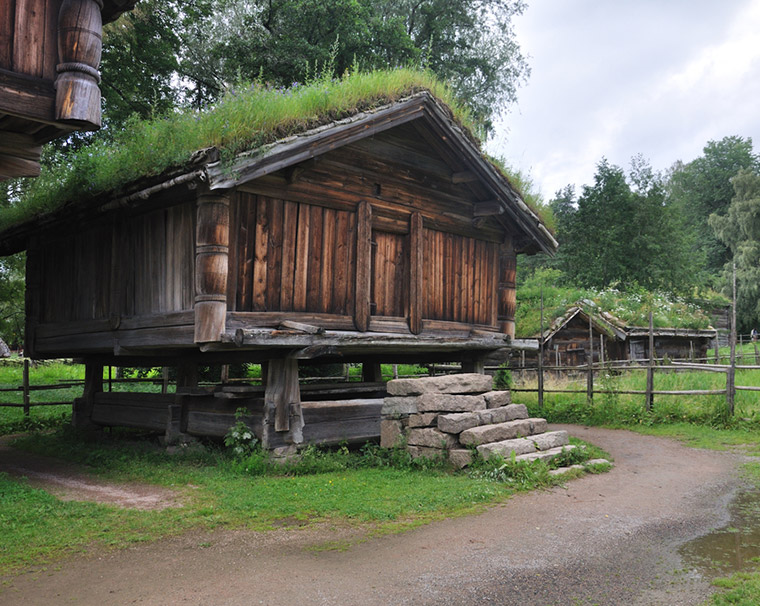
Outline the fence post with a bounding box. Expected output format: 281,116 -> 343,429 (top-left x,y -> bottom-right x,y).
646,312 -> 654,411
537,287 -> 544,409
727,263 -> 737,415
22,358 -> 30,417
587,314 -> 594,403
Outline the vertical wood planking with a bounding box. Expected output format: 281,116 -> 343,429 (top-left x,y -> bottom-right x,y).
354,201 -> 372,331
305,205 -> 323,311
498,238 -> 516,337
227,194 -> 241,311
332,209 -> 350,315
293,202 -> 310,311
252,196 -> 269,311
320,208 -> 336,312
409,213 -> 423,334
0,0 -> 17,69
42,0 -> 58,78
280,201 -> 298,311
13,0 -> 45,76
265,198 -> 284,310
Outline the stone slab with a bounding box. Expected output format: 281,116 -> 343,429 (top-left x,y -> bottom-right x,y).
438,411 -> 482,434
484,404 -> 528,424
407,427 -> 458,449
380,419 -> 404,448
516,444 -> 576,463
448,449 -> 474,469
381,396 -> 418,416
408,413 -> 439,428
408,446 -> 447,461
586,458 -> 612,466
459,418 -> 547,446
530,430 -> 569,451
386,373 -> 493,396
477,437 -> 537,460
416,394 -> 486,413
484,390 -> 511,409
549,464 -> 585,476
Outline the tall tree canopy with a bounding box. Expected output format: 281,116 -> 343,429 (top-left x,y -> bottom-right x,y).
99,0 -> 530,131
709,168 -> 760,332
668,136 -> 760,280
550,157 -> 692,292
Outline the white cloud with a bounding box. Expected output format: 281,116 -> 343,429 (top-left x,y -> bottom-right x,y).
488,0 -> 760,200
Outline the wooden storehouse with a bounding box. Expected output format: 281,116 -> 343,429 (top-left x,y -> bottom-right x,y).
538,306 -> 627,367
527,305 -> 717,367
1,0 -> 138,178
0,91 -> 557,449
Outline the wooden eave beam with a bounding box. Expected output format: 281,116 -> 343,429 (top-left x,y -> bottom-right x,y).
473,199 -> 504,217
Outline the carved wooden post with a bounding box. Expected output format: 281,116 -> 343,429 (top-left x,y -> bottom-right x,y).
55,0 -> 104,128
498,238 -> 517,338
354,201 -> 372,332
73,361 -> 103,429
195,192 -> 230,343
408,212 -> 423,335
264,358 -> 303,448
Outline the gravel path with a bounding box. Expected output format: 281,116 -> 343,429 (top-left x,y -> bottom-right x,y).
0,425 -> 744,605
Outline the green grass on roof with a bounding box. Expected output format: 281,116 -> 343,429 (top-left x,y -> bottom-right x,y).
2,69 -> 484,233
515,269 -> 722,338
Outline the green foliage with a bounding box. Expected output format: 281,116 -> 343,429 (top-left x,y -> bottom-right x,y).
669,136 -> 760,278
710,168 -> 760,332
223,408 -> 259,457
1,69 -> 474,233
552,157 -> 694,292
514,268 -> 714,338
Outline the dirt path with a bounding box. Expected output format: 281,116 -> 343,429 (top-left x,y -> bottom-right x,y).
0,425 -> 746,605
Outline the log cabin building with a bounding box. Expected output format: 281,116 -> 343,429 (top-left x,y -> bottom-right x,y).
1,0 -> 138,178
529,305 -> 717,368
0,90 -> 557,449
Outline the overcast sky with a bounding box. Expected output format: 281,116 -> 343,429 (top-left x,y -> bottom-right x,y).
487,0 -> 760,200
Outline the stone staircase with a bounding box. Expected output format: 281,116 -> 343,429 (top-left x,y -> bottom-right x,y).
380,373 -> 575,469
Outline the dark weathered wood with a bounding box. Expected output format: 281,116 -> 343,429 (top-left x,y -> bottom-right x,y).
279,320 -> 324,334
55,0 -> 103,127
0,0 -> 16,69
362,362 -> 383,382
473,200 -> 503,217
354,200 -> 372,331
498,238 -> 516,337
408,212 -> 423,335
195,192 -> 230,343
265,358 -> 302,442
72,360 -> 102,429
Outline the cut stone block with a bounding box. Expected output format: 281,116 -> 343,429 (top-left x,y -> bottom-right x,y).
549,464 -> 584,476
438,411 -> 482,434
449,449 -> 474,469
408,412 -> 439,428
516,444 -> 576,463
484,404 -> 528,424
484,390 -> 511,409
382,396 -> 418,416
386,373 -> 493,396
477,437 -> 537,460
407,427 -> 458,449
416,394 -> 486,413
380,419 -> 403,448
408,446 -> 447,460
529,430 -> 569,451
586,458 -> 612,466
459,418 -> 547,446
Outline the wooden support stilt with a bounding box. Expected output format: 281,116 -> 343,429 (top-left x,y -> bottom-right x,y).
73,361 -> 103,429
362,362 -> 383,383
176,363 -> 199,394
265,359 -> 303,446
461,359 -> 485,374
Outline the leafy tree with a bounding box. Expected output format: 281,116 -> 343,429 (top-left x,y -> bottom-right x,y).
709,169 -> 760,332
99,0 -> 530,132
553,158 -> 693,292
668,136 -> 759,280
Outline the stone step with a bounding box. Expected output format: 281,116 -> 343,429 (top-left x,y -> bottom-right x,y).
438,404 -> 528,434
386,373 -> 493,396
460,417 -> 548,446
476,430 -> 570,460
515,444 -> 576,463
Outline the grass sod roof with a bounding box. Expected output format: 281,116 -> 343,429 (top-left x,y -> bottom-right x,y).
0,69 -> 554,248
515,271 -> 726,339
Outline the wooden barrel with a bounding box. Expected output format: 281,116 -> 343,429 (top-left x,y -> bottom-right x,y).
55,0 -> 103,127
194,193 -> 230,343
498,238 -> 516,339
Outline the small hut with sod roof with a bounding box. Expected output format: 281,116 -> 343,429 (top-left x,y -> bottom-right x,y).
0,72 -> 557,450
